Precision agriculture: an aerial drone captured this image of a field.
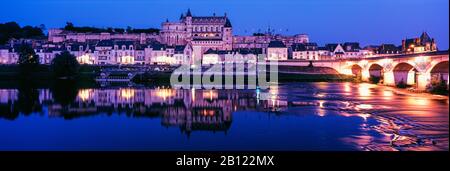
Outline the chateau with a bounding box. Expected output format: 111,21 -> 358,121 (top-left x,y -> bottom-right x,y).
402,32 -> 438,54
161,9 -> 233,63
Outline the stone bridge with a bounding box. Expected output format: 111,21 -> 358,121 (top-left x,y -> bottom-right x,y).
277,51 -> 449,90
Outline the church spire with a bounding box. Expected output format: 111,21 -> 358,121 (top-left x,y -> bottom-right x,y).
186,8 -> 192,17
420,31 -> 431,43
224,18 -> 232,28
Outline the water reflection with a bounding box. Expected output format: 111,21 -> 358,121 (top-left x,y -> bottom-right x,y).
0,87 -> 257,134
0,82 -> 448,151
357,83 -> 373,99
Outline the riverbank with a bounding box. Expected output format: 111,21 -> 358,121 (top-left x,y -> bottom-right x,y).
1,65 -> 446,96
0,64 -> 99,79
0,65 -> 98,88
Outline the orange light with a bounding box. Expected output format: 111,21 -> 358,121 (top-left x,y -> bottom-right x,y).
120,88 -> 135,99
78,89 -> 92,101
155,89 -> 175,101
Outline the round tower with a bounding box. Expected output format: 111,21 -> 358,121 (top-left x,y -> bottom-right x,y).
185,9 -> 193,42
223,16 -> 233,50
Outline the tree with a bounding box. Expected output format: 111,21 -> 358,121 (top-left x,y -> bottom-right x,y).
115,28 -> 125,33
64,22 -> 75,31
126,26 -> 132,33
51,51 -> 80,79
21,25 -> 44,38
1,22 -> 45,44
253,33 -> 265,36
39,24 -> 46,32
17,44 -> 39,66
106,27 -> 114,33
17,44 -> 40,77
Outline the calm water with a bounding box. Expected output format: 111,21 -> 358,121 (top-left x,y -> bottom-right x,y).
0,82 -> 448,151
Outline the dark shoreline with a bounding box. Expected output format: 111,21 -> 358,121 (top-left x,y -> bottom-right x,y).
130,72 -> 355,84
0,65 -> 356,88
0,74 -> 353,88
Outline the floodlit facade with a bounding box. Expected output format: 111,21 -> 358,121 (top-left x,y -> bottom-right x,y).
161,9 -> 233,62
48,29 -> 160,44
402,32 -> 437,54
267,41 -> 288,60
201,48 -> 261,65
292,43 -> 320,60
233,33 -> 309,49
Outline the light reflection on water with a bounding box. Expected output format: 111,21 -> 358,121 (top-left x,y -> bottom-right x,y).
0,82 -> 448,151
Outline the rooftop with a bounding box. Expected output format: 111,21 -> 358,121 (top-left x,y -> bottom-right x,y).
268,40 -> 286,48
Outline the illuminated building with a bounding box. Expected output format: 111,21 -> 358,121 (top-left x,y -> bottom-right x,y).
402,32 -> 437,54
93,40 -> 146,65
267,40 -> 288,60
233,33 -> 309,50
47,28 -> 159,44
0,45 -> 18,64
146,42 -> 192,65
292,43 -> 320,60
161,9 -> 233,63
202,48 -> 261,65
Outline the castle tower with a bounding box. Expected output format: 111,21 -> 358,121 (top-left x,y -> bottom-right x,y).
223,16 -> 233,50
185,9 -> 193,43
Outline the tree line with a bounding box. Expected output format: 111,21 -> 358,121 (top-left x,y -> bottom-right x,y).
0,22 -> 45,44
64,22 -> 160,34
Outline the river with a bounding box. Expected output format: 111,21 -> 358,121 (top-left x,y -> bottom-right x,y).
0,82 -> 448,151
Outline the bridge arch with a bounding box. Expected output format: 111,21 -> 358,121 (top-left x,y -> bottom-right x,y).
350,64 -> 363,80
429,61 -> 449,85
392,62 -> 419,87
368,63 -> 383,83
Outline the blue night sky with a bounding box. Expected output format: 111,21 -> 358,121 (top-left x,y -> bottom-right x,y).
1,0 -> 448,49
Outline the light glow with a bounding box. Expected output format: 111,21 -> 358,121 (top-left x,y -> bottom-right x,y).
78,89 -> 93,101
120,56 -> 135,64
155,88 -> 175,101
77,54 -> 94,64
120,88 -> 135,100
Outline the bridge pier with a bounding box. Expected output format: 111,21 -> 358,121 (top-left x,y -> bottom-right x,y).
416,72 -> 431,91
383,69 -> 430,90
383,71 -> 396,87
361,69 -> 370,82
